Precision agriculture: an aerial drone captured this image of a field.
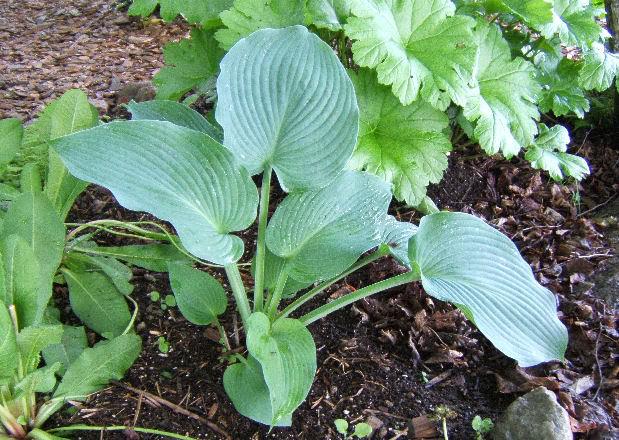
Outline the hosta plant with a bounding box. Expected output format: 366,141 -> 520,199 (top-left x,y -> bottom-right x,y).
53,26 -> 568,428
127,0 -> 617,210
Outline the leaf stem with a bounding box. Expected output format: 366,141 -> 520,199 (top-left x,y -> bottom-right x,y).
48,424 -> 201,440
267,267 -> 289,321
275,247 -> 390,322
224,264 -> 251,329
253,165 -> 272,313
298,269 -> 420,326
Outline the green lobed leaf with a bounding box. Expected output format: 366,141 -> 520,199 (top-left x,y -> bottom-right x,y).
536,56 -> 590,119
379,215 -> 418,269
482,0 -> 553,29
1,234 -> 41,329
578,42 -> 619,91
52,120 -> 258,265
348,69 -> 451,206
539,0 -> 606,47
128,0 -> 233,26
153,28 -> 225,101
216,25 -> 359,192
307,0 -> 351,30
409,211 -> 568,366
0,301 -> 18,378
0,118 -> 22,168
44,147 -> 89,221
127,100 -> 223,142
245,312 -> 316,426
17,325 -> 63,374
463,21 -> 540,158
525,123 -> 589,181
266,171 -> 391,284
42,325 -> 89,376
345,0 -> 477,108
168,262 -> 227,326
62,269 -> 131,338
53,333 -> 141,400
215,0 -> 308,50
223,355 -> 293,427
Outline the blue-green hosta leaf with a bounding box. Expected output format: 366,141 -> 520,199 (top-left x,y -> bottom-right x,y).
246,312 -> 316,426
536,57 -> 590,118
251,248 -> 311,299
153,28 -> 225,101
17,325 -> 63,374
539,0 -> 606,46
482,0 -> 553,29
128,0 -> 233,26
409,212 -> 568,366
216,26 -> 358,192
223,355 -> 293,427
345,0 -> 477,108
525,123 -> 589,181
379,215 -> 418,269
0,301 -> 18,378
42,325 -> 89,376
578,42 -> 619,91
307,0 -> 351,30
463,21 -> 540,158
0,118 -> 22,168
168,262 -> 227,326
53,120 -> 258,265
53,333 -> 141,400
2,235 -> 41,329
127,100 -> 223,142
215,0 -> 307,50
266,171 -> 391,283
348,69 -> 451,206
63,269 -> 131,338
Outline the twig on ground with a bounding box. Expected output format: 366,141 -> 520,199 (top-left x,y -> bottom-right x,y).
578,195 -> 617,217
592,321 -> 604,401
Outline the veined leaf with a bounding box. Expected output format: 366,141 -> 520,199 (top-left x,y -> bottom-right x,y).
52,120 -> 258,265
215,0 -> 307,50
216,26 -> 358,192
539,0 -> 605,46
223,355 -> 293,427
379,215 -> 418,269
463,21 -> 540,158
525,123 -> 589,181
53,333 -> 141,400
14,362 -> 61,395
245,312 -> 316,426
128,0 -> 233,26
0,301 -> 18,378
536,56 -> 590,118
409,211 -> 568,366
348,69 -> 451,206
307,0 -> 351,30
345,0 -> 477,108
153,28 -> 225,101
251,248 -> 310,299
0,118 -> 22,168
482,0 -> 553,29
42,325 -> 88,376
85,255 -> 135,296
266,171 -> 391,283
62,269 -> 131,338
17,325 -> 63,374
168,263 -> 227,326
578,42 -> 619,91
45,147 -> 89,221
127,100 -> 223,142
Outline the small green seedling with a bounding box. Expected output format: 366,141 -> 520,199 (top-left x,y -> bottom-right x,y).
157,336 -> 170,353
149,291 -> 177,310
420,371 -> 429,383
472,415 -> 494,440
334,419 -> 372,438
430,406 -> 457,440
149,290 -> 160,302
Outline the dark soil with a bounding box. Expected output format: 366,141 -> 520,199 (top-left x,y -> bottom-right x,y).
1,1 -> 617,440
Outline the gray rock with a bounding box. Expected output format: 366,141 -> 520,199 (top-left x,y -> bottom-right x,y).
492,387 -> 572,440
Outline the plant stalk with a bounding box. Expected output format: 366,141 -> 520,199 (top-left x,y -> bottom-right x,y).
267,267 -> 289,320
224,264 -> 251,329
48,424 -> 201,440
253,165 -> 273,313
299,269 -> 420,326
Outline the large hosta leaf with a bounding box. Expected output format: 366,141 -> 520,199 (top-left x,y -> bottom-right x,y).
216,26 -> 358,192
463,21 -> 540,157
345,0 -> 477,108
266,171 -> 391,283
409,212 -> 568,366
348,69 -> 451,206
52,120 -> 258,265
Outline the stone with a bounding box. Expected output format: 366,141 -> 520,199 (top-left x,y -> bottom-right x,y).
492,387 -> 572,440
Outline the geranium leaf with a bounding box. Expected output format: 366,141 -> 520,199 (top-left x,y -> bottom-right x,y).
409,211 -> 568,367
307,0 -> 351,30
216,26 -> 358,192
345,0 -> 477,108
266,171 -> 391,283
578,42 -> 619,91
53,120 -> 258,265
463,21 -> 540,158
525,123 -> 589,181
536,57 -> 590,118
128,0 -> 233,26
539,0 -> 605,46
348,69 -> 451,206
482,0 -> 553,29
215,0 -> 307,50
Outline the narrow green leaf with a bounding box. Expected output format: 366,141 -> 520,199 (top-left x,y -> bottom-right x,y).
44,147 -> 89,220
216,25 -> 359,192
168,262 -> 227,325
266,171 -> 391,283
52,120 -> 258,265
53,333 -> 141,400
72,243 -> 193,272
63,269 -> 131,338
246,312 -> 316,426
409,212 -> 568,366
84,255 -> 134,296
20,163 -> 42,193
0,118 -> 22,167
0,301 -> 18,378
127,100 -> 223,142
17,325 -> 63,374
42,325 -> 89,376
